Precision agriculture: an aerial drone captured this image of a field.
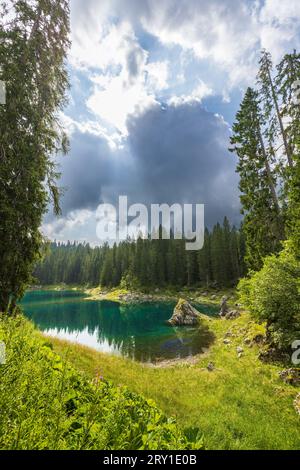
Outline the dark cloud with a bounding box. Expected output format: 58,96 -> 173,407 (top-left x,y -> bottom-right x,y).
49,101 -> 240,232
126,102 -> 240,227
57,130 -> 121,214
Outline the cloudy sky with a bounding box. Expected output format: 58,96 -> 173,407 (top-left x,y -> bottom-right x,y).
43,0 -> 300,244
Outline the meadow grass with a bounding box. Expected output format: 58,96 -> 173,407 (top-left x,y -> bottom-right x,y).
0,316 -> 195,450
48,312 -> 300,450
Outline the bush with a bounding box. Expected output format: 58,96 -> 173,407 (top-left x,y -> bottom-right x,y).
120,271 -> 141,291
0,316 -> 200,450
238,246 -> 300,349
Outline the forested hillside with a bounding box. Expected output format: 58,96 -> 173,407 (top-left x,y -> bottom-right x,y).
35,217 -> 246,288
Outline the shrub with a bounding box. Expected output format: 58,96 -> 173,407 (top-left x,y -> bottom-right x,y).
120,272 -> 140,291
238,246 -> 300,349
0,316 -> 200,450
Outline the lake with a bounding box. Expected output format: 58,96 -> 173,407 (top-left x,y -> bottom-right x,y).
21,290 -> 218,363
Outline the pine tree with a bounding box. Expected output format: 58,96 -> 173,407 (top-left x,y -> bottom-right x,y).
230,87 -> 283,270
258,50 -> 293,168
0,1 -> 70,313
276,51 -> 300,163
198,228 -> 211,287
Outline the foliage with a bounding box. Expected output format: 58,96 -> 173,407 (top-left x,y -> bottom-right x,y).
120,272 -> 141,291
0,315 -> 197,450
34,218 -> 246,289
230,87 -> 283,271
0,1 -> 70,314
238,246 -> 300,348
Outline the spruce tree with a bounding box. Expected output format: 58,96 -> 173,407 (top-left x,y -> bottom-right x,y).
276,50 -> 300,163
230,87 -> 283,270
0,1 -> 70,313
258,50 -> 293,168
198,228 -> 211,287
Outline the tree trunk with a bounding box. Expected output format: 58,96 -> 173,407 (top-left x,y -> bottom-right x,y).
8,297 -> 18,316
257,126 -> 281,214
267,66 -> 294,168
0,292 -> 10,315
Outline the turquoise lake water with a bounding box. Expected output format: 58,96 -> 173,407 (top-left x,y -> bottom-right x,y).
21,290 -> 218,363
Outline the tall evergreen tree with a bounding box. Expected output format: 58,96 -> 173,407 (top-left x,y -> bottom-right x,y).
258,50 -> 293,168
230,87 -> 283,270
276,50 -> 300,161
0,1 -> 70,313
198,228 -> 211,287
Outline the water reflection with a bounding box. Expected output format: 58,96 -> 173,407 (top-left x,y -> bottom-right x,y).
22,291 -> 217,362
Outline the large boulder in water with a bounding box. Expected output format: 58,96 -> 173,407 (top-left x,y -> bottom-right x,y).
168,299 -> 203,326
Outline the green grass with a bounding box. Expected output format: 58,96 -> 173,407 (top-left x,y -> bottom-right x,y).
49,313 -> 300,450
0,316 -> 197,450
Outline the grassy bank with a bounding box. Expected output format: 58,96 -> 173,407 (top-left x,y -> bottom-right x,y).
0,316 -> 197,450
49,312 -> 300,450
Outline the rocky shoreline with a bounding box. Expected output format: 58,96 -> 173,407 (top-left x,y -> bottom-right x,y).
84,286 -> 234,309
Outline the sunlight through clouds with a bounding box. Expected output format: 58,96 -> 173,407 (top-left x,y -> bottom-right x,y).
44,0 -> 300,243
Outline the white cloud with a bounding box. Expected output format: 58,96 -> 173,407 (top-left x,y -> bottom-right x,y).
259,0 -> 300,62
138,0 -> 261,87
137,0 -> 300,88
61,113 -> 124,150
42,209 -> 94,239
69,0 -> 300,90
86,42 -> 158,136
68,0 -> 300,139
168,80 -> 213,106
69,16 -> 160,137
145,61 -> 170,92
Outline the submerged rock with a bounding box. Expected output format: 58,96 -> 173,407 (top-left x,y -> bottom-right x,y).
168,299 -> 202,326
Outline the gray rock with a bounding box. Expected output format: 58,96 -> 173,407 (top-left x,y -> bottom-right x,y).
279,369 -> 300,386
207,362 -> 215,372
225,310 -> 240,320
168,299 -> 202,326
223,339 -> 231,345
224,331 -> 232,338
252,334 -> 265,344
219,296 -> 229,317
294,393 -> 300,415
237,346 -> 244,354
259,348 -> 290,363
